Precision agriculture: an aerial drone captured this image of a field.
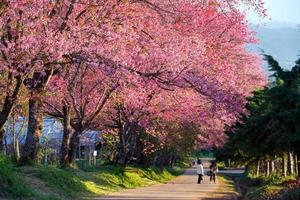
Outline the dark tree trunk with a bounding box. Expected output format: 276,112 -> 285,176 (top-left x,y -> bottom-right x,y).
154,150 -> 165,169
170,154 -> 175,167
0,129 -> 5,153
295,154 -> 299,176
116,143 -> 126,167
21,69 -> 54,165
20,96 -> 43,164
283,152 -> 288,177
68,129 -> 82,166
136,137 -> 150,166
124,122 -> 137,165
116,122 -> 138,167
60,104 -> 73,167
116,123 -> 128,167
0,76 -> 23,152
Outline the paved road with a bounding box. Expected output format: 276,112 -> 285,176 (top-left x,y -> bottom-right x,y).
93,168 -> 239,200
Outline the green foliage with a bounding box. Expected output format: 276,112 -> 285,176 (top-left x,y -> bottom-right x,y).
195,150 -> 215,158
220,55 -> 300,167
0,155 -> 35,198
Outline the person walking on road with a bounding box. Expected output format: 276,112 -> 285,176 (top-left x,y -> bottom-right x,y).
209,161 -> 218,183
196,159 -> 204,184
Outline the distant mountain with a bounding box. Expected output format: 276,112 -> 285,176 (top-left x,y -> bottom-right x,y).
248,22 -> 300,74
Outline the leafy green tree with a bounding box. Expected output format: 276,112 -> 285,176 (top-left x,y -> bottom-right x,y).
220,55 -> 300,175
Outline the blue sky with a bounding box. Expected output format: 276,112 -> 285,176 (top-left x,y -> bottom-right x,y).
247,0 -> 300,24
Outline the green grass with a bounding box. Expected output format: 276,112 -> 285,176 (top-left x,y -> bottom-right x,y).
1,154 -> 184,200
36,165 -> 184,199
0,155 -> 62,200
38,166 -> 86,198
0,155 -> 35,198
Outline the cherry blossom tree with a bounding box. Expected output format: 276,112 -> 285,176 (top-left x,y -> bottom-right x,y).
0,0 -> 266,164
45,54 -> 120,166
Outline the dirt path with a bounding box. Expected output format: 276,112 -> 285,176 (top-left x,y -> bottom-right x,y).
92,168 -> 239,200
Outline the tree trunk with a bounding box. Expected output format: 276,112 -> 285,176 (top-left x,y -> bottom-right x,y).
0,129 -> 5,153
21,69 -> 54,165
116,122 -> 138,167
88,146 -> 92,166
15,138 -> 20,161
20,96 -> 43,165
11,109 -> 20,161
0,76 -> 23,152
170,154 -> 175,167
256,161 -> 260,177
283,153 -> 288,177
60,104 -> 73,167
116,141 -> 126,167
124,122 -> 137,166
271,160 -> 275,174
116,123 -> 128,167
154,150 -> 166,169
295,154 -> 299,176
266,161 -> 270,176
4,133 -> 8,155
68,129 -> 82,166
289,152 -> 295,175
136,138 -> 150,167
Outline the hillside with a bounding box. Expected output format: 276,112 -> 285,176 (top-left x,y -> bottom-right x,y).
249,22 -> 300,74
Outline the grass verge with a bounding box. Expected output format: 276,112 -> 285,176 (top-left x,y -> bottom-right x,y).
37,165 -> 184,199
0,155 -> 61,200
1,157 -> 184,200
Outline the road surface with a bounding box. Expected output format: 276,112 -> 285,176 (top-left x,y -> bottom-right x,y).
92,168 -> 240,200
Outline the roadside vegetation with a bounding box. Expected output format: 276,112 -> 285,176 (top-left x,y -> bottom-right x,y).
236,175 -> 300,200
218,55 -> 300,200
0,155 -> 184,200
